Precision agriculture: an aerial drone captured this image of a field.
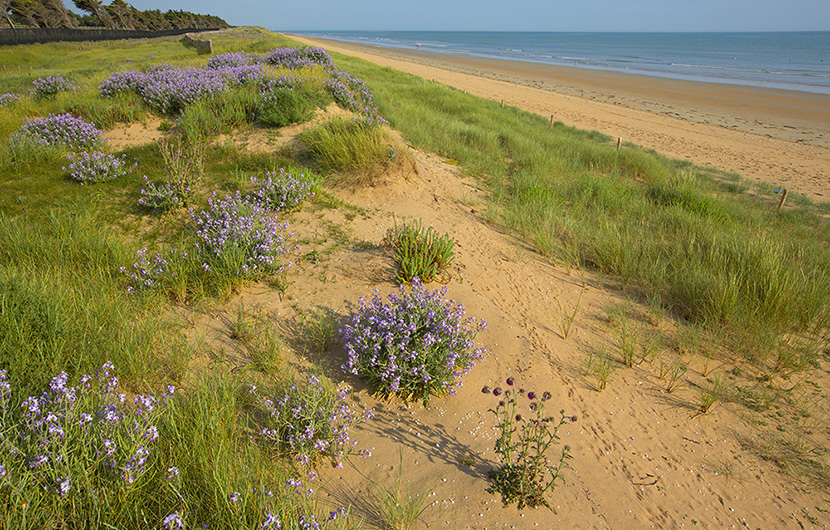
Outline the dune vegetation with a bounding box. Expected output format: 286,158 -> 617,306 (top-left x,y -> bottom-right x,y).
0,26 -> 828,529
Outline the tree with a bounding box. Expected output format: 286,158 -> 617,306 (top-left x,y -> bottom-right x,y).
72,0 -> 115,28
9,0 -> 41,27
105,0 -> 134,29
134,8 -> 170,30
41,0 -> 77,28
1,0 -> 15,28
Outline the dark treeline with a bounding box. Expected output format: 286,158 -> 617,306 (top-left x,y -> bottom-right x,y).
1,0 -> 229,30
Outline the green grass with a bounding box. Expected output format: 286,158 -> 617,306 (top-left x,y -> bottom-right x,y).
328,51 -> 830,367
0,206 -> 180,398
257,88 -> 315,128
301,117 -> 391,175
384,217 -> 455,284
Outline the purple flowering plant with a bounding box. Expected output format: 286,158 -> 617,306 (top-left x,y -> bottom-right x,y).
15,113 -> 103,149
341,278 -> 487,406
248,168 -> 315,212
32,75 -> 76,100
0,363 -> 173,505
97,46 -> 386,127
324,70 -> 387,126
207,51 -> 260,69
120,246 -> 177,294
191,192 -> 293,279
63,151 -> 134,184
483,378 -> 571,510
250,374 -> 371,473
138,175 -> 187,211
263,46 -> 334,71
0,92 -> 20,106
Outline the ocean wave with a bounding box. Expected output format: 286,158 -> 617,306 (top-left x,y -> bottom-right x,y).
671,63 -> 830,78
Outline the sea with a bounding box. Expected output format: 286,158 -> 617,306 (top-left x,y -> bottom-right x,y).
297,31 -> 830,95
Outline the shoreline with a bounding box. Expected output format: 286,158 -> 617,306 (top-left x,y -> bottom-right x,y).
289,34 -> 830,199
291,34 -> 830,148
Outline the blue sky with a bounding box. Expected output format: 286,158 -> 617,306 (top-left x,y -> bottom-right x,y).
121,0 -> 830,32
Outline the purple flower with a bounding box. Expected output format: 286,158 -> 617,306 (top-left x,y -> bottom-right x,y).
247,168 -> 314,212
16,113 -> 102,149
0,369 -> 10,402
167,466 -> 179,480
163,511 -> 184,530
64,151 -> 132,184
32,75 -> 76,99
262,513 -> 281,529
190,192 -> 293,279
138,176 -> 184,210
341,279 -> 486,405
59,477 -> 71,497
0,93 -> 20,106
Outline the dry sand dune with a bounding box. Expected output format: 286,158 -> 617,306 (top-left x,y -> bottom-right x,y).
211,147 -> 828,529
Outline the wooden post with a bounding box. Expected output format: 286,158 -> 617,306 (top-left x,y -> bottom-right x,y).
777,188 -> 789,212
501,99 -> 504,108
616,137 -> 622,150
549,115 -> 554,127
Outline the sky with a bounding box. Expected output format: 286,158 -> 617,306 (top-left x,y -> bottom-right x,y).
119,0 -> 830,32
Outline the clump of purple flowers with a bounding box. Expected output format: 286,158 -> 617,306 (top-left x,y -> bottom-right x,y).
15,113 -> 102,149
325,70 -> 387,126
191,192 -> 293,279
263,46 -> 334,70
140,66 -> 228,114
251,374 -> 371,472
258,74 -> 306,94
0,92 -> 20,106
138,175 -> 186,211
341,278 -> 487,406
32,75 -> 76,100
120,246 -> 179,294
248,168 -> 315,212
63,151 -> 133,184
0,363 -> 173,500
98,70 -> 146,98
207,51 -> 261,69
99,64 -> 264,115
163,511 -> 184,530
100,67 -> 229,114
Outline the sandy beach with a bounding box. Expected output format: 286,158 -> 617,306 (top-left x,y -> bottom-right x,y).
289,34 -> 830,200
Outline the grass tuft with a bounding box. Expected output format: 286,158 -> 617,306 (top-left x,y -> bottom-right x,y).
383,217 -> 455,284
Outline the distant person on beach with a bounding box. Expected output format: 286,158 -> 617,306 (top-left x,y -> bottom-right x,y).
416,43 -> 421,49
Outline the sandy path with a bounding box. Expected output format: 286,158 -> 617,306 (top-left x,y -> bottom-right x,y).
289,35 -> 830,201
